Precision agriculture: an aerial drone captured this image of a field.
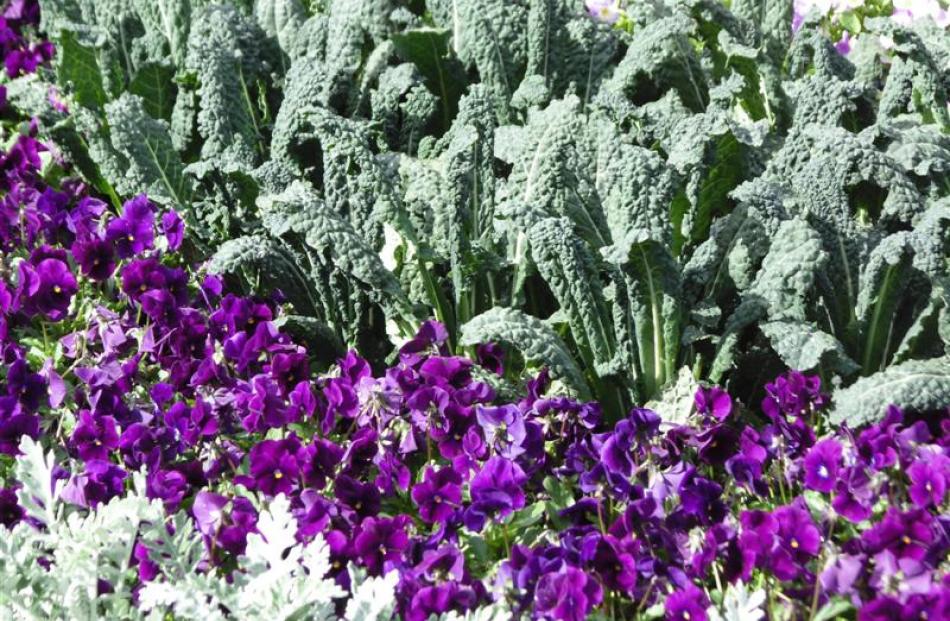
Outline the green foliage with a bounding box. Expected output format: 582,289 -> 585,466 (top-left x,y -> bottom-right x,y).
21,0 -> 950,421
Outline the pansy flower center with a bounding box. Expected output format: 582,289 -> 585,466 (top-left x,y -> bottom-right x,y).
127,234 -> 134,242
902,535 -> 912,545
925,482 -> 933,492
790,538 -> 799,549
818,465 -> 828,478
433,495 -> 442,504
53,285 -> 62,293
273,471 -> 283,480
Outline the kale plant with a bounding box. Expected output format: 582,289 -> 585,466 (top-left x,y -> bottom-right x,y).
16,0 -> 950,423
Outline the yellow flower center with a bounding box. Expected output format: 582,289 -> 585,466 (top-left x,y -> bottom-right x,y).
53,285 -> 62,293
434,495 -> 442,504
790,538 -> 799,549
902,535 -> 912,545
139,284 -> 147,292
127,234 -> 134,242
355,502 -> 362,510
274,471 -> 283,480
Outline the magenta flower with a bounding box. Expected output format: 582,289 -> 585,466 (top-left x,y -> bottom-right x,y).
106,194 -> 155,258
411,466 -> 463,524
803,438 -> 843,493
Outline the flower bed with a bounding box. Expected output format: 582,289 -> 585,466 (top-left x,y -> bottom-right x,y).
1,1 -> 948,620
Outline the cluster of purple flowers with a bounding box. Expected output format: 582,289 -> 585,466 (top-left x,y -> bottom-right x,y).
1,3 -> 948,620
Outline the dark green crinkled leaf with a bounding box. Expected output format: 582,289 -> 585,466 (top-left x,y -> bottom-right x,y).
460,307 -> 590,399
830,357 -> 950,426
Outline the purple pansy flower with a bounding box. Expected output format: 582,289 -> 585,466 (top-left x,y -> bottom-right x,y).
71,236 -> 115,281
411,466 -> 463,524
0,487 -> 24,529
803,438 -> 843,493
770,501 -> 821,580
465,456 -> 527,531
907,454 -> 947,509
694,386 -> 732,420
665,584 -> 709,621
106,194 -> 155,258
248,436 -> 302,497
17,258 -> 77,321
60,460 -> 128,508
69,410 -> 119,461
161,209 -> 184,250
353,515 -> 410,575
476,404 -> 526,458
534,566 -> 604,621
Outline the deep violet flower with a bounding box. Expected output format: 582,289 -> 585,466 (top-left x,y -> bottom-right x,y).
334,474 -> 381,518
60,460 -> 128,508
0,486 -> 24,529
907,453 -> 948,508
832,466 -> 875,523
161,209 -> 184,250
665,583 -> 709,621
105,194 -> 155,258
598,418 -> 638,478
411,466 -> 463,524
248,436 -> 302,497
0,397 -> 39,455
803,438 -> 843,493
6,358 -> 46,411
861,509 -> 934,561
69,410 -> 119,461
353,515 -> 410,574
581,533 -> 637,593
465,456 -> 527,531
17,258 -> 77,321
694,386 -> 732,420
475,342 -> 505,375
476,404 -> 526,458
770,501 -> 821,580
534,566 -> 604,621
71,236 -> 115,281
